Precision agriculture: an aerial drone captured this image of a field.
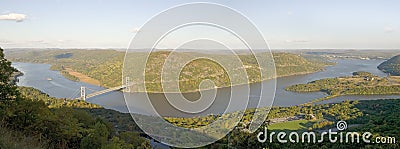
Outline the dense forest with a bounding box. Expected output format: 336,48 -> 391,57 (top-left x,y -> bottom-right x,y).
164,99 -> 399,148
378,54 -> 400,76
0,48 -> 150,149
5,49 -> 329,92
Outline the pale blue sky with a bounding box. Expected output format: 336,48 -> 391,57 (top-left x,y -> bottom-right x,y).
0,0 -> 399,49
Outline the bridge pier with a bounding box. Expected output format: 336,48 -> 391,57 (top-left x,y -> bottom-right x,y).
80,86 -> 86,101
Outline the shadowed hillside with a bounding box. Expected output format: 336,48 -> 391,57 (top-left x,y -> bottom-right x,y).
378,55 -> 400,76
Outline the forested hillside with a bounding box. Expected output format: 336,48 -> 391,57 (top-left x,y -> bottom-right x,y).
5,49 -> 329,92
378,54 -> 400,75
0,48 -> 150,149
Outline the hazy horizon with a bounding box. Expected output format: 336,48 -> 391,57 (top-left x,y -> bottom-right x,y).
1,0 -> 400,49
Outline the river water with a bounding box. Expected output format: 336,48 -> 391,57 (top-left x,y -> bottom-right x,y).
12,59 -> 400,117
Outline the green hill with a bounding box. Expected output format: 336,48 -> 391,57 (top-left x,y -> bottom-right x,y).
378,55 -> 400,75
6,49 -> 329,92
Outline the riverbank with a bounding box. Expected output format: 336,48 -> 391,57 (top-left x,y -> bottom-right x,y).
64,68 -> 101,86
48,64 -> 102,86
139,67 -> 328,94
28,60 -> 328,94
6,50 -> 330,92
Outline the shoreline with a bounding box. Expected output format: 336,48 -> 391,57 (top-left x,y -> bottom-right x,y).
135,68 -> 327,94
63,68 -> 101,86
12,61 -> 329,94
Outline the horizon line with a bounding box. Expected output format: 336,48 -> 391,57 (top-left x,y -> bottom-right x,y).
2,47 -> 400,51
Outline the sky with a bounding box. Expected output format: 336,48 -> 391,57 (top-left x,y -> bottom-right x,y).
0,0 -> 399,49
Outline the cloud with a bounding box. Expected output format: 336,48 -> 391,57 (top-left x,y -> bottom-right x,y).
0,13 -> 27,22
384,26 -> 395,33
130,27 -> 140,33
287,11 -> 293,16
285,39 -> 309,43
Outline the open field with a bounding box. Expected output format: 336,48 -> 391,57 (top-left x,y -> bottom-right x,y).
65,68 -> 101,86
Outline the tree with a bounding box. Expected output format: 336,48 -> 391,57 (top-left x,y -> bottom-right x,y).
352,71 -> 374,77
100,137 -> 135,149
0,47 -> 20,123
80,121 -> 110,149
139,141 -> 151,149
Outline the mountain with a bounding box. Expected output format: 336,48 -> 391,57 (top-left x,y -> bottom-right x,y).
378,55 -> 400,75
5,49 -> 329,92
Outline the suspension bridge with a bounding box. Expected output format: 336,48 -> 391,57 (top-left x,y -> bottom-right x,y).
75,77 -> 131,101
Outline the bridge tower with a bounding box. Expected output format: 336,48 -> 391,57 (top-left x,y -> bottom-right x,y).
80,86 -> 86,101
125,77 -> 130,92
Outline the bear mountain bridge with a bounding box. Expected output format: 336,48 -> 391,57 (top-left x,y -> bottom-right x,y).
76,77 -> 131,101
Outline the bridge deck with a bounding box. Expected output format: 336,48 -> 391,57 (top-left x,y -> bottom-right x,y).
76,84 -> 128,100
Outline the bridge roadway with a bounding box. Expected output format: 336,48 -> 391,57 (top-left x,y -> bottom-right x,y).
88,85 -> 128,98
